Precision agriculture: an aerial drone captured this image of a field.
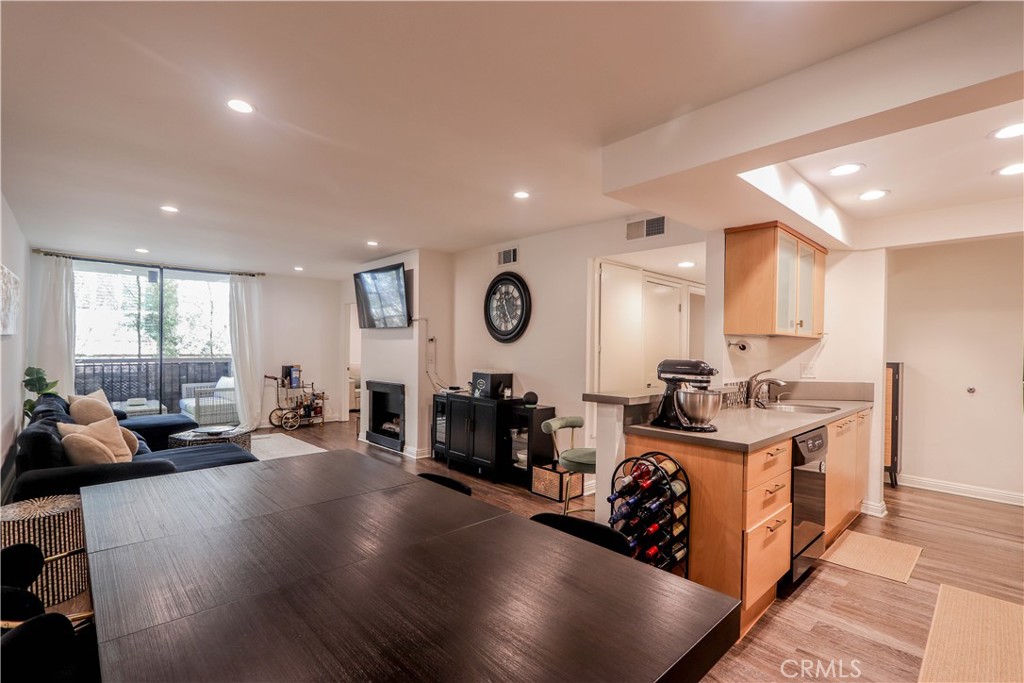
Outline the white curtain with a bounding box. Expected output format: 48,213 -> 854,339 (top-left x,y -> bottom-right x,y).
28,255 -> 76,394
229,274 -> 263,430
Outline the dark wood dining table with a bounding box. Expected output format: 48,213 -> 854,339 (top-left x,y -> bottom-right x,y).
81,449 -> 740,682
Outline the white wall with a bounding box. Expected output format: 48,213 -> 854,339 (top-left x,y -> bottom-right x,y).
710,238 -> 890,512
886,236 -> 1024,504
1,197 -> 30,468
453,216 -> 707,431
355,250 -> 427,455
258,274 -> 345,427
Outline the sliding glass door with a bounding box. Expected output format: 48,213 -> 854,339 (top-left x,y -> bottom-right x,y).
73,261 -> 232,418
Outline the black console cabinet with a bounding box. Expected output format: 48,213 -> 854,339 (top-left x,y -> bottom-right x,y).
432,393 -> 528,479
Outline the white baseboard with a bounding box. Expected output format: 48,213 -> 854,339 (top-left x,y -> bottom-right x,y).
584,476 -> 596,496
860,500 -> 888,518
898,474 -> 1024,507
403,445 -> 430,459
356,433 -> 427,459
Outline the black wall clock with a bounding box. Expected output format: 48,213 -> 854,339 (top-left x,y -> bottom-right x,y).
484,272 -> 531,343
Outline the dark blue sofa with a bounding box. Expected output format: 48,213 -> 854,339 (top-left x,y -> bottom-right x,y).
11,394 -> 257,502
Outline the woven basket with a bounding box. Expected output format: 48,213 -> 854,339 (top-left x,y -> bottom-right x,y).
531,464 -> 584,502
1,495 -> 89,606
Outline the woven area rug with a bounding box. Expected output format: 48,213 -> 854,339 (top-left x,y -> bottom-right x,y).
250,433 -> 327,461
918,584 -> 1024,683
821,530 -> 922,583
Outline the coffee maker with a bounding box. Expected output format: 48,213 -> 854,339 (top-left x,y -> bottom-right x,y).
651,359 -> 721,432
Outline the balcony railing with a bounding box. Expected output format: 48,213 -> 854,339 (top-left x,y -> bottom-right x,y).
74,357 -> 232,414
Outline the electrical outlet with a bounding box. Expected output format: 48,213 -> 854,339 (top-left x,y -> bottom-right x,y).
800,363 -> 816,379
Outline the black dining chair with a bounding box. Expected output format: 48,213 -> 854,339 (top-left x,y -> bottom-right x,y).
417,472 -> 472,496
0,544 -> 45,591
530,513 -> 632,556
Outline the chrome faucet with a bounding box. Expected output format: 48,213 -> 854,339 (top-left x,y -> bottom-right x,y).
747,369 -> 787,407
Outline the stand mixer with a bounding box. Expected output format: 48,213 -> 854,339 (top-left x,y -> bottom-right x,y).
651,359 -> 722,432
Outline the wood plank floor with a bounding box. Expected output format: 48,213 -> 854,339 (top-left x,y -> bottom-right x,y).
284,420 -> 1024,683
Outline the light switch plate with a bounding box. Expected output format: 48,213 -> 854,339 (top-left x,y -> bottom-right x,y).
800,363 -> 817,378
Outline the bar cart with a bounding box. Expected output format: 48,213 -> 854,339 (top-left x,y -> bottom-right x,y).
269,380 -> 327,430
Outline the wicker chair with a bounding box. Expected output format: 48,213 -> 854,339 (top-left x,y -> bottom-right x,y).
180,382 -> 239,426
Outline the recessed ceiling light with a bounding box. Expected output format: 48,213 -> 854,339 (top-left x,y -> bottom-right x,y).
858,189 -> 889,201
997,163 -> 1024,176
227,99 -> 255,114
135,248 -> 150,254
677,261 -> 696,268
993,124 -> 1024,139
828,163 -> 864,176
513,191 -> 530,199
123,268 -> 132,272
294,266 -> 304,272
160,205 -> 179,213
367,241 -> 379,247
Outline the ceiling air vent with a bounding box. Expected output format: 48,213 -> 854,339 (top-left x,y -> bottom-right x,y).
497,246 -> 518,266
626,216 -> 666,240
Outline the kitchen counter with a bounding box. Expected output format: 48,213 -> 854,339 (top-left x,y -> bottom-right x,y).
624,400 -> 873,452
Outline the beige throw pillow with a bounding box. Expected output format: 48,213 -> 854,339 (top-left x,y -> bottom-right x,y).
61,434 -> 117,466
119,428 -> 139,456
69,388 -> 111,406
69,397 -> 115,425
58,416 -> 132,461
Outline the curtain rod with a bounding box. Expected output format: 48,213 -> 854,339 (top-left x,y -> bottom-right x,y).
31,249 -> 265,277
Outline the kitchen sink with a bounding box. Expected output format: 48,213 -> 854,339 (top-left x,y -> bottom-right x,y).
759,403 -> 840,414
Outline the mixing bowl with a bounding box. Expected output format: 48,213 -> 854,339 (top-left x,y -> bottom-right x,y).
673,389 -> 723,426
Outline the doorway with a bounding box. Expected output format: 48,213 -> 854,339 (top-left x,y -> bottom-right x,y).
594,243 -> 706,394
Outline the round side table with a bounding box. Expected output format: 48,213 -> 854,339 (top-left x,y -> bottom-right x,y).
168,427 -> 253,451
1,495 -> 89,606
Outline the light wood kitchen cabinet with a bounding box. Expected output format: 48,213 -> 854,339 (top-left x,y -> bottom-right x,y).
625,433 -> 792,636
724,221 -> 827,337
825,415 -> 859,543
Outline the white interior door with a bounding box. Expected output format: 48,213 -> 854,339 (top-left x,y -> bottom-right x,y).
598,262 -> 643,393
643,278 -> 685,389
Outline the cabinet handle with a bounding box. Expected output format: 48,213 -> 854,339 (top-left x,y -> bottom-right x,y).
765,482 -> 786,496
797,320 -> 804,328
767,518 -> 788,533
766,447 -> 785,457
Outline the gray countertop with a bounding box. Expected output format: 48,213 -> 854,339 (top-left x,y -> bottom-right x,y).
624,400 -> 873,452
582,390 -> 664,406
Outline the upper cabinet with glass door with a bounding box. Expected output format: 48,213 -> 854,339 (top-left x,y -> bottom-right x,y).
724,221 -> 826,337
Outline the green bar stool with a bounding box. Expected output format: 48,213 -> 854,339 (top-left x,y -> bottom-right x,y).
541,416 -> 595,516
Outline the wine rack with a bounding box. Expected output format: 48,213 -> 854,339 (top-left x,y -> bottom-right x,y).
607,452 -> 691,576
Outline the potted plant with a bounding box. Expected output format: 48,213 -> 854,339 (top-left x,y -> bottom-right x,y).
23,366 -> 59,419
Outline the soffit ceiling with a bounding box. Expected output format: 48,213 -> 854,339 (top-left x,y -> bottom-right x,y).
1,1 -> 970,277
787,101 -> 1023,221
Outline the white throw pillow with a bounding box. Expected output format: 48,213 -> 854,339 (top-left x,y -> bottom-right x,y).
215,377 -> 235,390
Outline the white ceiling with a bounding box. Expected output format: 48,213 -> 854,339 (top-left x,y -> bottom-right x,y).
607,243 -> 707,284
788,101 -> 1024,221
1,2 -> 974,277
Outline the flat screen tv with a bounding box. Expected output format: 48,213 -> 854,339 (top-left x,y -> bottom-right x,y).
353,262 -> 411,329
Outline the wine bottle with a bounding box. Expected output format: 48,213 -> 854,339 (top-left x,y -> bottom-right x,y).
653,455 -> 680,476
641,511 -> 672,537
642,534 -> 674,561
636,489 -> 673,519
672,500 -> 688,518
657,543 -> 688,569
607,474 -> 639,503
671,520 -> 687,538
608,502 -> 635,524
670,480 -> 687,497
